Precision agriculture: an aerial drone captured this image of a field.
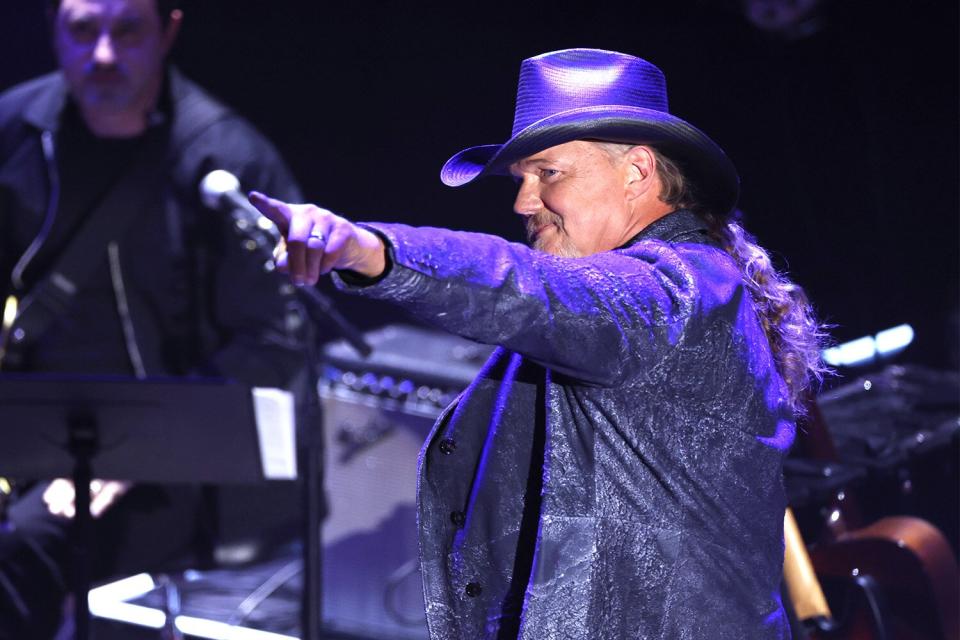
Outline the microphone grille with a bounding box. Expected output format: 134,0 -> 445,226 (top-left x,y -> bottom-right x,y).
199,169 -> 241,208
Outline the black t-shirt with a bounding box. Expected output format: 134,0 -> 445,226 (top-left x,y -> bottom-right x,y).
19,103 -> 146,285
15,102 -> 169,375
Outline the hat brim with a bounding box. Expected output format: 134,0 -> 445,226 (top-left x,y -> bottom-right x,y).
441,105 -> 739,215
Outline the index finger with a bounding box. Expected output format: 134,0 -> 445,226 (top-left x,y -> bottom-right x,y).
248,191 -> 292,235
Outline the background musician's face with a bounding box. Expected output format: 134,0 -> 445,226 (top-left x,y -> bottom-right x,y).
53,0 -> 177,122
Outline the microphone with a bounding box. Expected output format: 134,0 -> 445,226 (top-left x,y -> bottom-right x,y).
198,170 -> 373,357
199,169 -> 280,248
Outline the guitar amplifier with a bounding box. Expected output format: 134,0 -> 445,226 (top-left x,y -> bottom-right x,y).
319,324 -> 492,640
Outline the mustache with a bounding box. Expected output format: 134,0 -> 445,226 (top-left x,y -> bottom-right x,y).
85,63 -> 125,79
525,211 -> 565,243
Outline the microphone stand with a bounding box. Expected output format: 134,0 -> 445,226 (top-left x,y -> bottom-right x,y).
229,213 -> 371,640
294,283 -> 371,640
230,212 -> 372,358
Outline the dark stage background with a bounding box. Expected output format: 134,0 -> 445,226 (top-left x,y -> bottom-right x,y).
2,0 -> 958,370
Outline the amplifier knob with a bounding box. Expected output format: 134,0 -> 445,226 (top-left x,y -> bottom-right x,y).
360,372 -> 380,393
396,379 -> 415,400
341,371 -> 358,386
379,376 -> 396,397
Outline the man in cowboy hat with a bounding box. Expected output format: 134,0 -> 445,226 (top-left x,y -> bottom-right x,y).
251,48 -> 824,639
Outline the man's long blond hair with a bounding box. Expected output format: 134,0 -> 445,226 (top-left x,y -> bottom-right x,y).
599,142 -> 829,415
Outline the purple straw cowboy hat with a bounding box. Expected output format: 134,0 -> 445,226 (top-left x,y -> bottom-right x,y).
441,48 -> 740,215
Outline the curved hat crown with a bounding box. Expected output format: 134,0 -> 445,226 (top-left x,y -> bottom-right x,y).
510,49 -> 669,136
441,48 -> 740,215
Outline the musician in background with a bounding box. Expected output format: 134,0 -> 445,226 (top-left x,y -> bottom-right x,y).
0,0 -> 311,636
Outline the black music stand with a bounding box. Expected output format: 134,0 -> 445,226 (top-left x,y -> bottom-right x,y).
0,373 -> 297,640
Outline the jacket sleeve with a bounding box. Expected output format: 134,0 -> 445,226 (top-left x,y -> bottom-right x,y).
333,223 -> 700,387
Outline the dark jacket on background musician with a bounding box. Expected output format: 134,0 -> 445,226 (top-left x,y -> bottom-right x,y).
0,67 -> 308,382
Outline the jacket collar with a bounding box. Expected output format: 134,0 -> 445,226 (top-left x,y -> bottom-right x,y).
22,72 -> 69,133
623,209 -> 710,248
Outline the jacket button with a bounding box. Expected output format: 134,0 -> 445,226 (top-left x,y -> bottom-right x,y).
438,438 -> 457,455
450,510 -> 466,527
465,582 -> 482,598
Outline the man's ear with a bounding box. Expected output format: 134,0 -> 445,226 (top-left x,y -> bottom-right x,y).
623,145 -> 658,202
162,9 -> 183,54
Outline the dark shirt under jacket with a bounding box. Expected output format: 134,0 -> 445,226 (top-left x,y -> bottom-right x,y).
336,210 -> 794,639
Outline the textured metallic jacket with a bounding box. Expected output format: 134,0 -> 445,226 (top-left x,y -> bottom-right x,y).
337,210 -> 794,639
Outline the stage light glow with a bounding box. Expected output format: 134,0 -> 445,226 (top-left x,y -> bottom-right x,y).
2,295 -> 16,329
89,602 -> 166,629
174,615 -> 298,640
822,336 -> 875,367
875,324 -> 914,356
89,573 -> 156,604
821,324 -> 915,367
88,573 -> 166,629
89,574 -> 297,638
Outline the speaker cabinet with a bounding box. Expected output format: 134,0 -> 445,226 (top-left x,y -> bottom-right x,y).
319,324 -> 490,639
320,385 -> 435,639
